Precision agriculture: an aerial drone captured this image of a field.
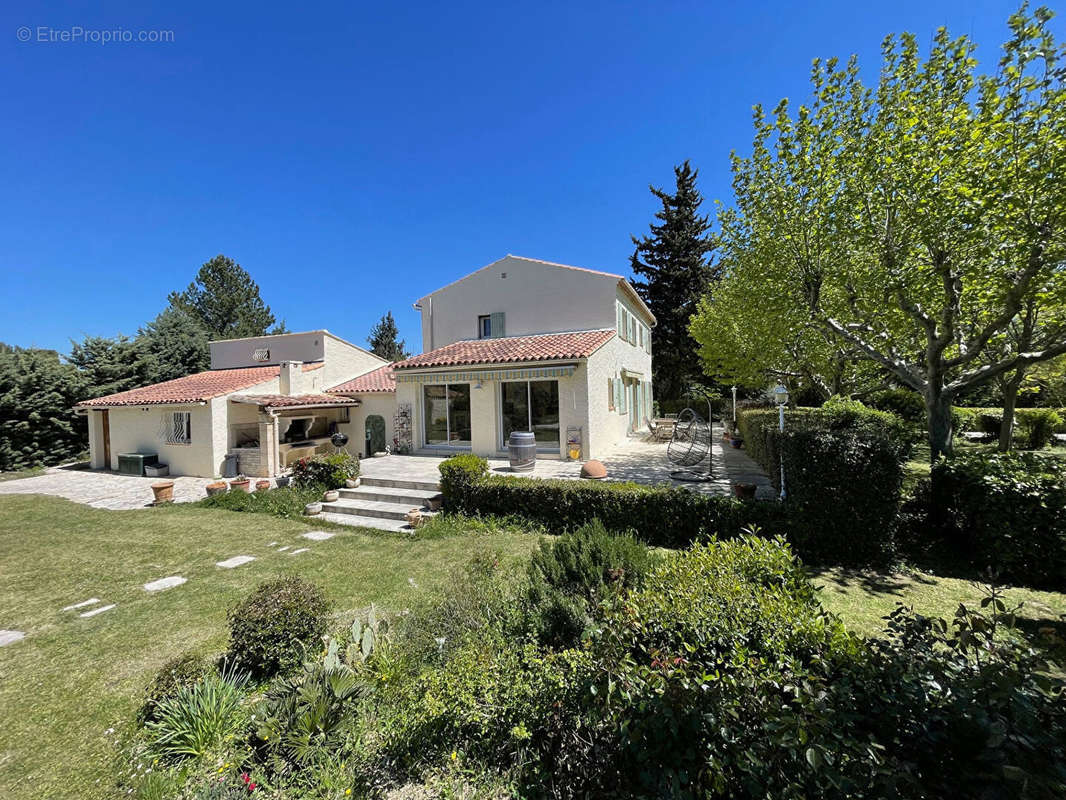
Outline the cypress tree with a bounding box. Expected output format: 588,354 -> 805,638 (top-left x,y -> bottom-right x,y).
630,160 -> 718,410
367,311 -> 410,362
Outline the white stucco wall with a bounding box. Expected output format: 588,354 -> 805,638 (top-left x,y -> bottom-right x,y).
585,329 -> 653,458
87,410 -> 106,469
415,256 -> 635,351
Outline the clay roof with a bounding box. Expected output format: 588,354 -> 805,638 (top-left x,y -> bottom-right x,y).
329,364 -> 396,394
229,393 -> 361,408
394,329 -> 615,370
75,362 -> 323,408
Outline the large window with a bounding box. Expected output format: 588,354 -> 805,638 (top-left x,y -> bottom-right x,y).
501,380 -> 559,451
423,384 -> 471,447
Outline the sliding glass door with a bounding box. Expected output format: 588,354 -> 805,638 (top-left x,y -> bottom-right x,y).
500,380 -> 559,451
423,384 -> 471,448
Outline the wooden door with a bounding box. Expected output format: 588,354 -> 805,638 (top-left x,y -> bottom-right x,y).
101,410 -> 111,469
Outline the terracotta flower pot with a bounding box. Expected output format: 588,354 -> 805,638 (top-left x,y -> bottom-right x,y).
406,508 -> 423,528
732,482 -> 757,500
230,479 -> 251,493
151,481 -> 175,504
206,482 -> 227,497
255,480 -> 271,492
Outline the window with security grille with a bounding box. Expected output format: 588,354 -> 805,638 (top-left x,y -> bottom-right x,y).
162,411 -> 192,445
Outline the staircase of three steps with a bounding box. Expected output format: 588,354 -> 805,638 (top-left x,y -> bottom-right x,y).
319,476 -> 441,532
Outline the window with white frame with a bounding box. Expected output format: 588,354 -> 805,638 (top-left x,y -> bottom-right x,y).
162,411 -> 192,445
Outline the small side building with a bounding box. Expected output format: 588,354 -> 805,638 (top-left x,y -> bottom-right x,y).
76,330 -> 391,478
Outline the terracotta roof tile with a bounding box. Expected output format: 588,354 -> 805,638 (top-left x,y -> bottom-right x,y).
394,329 -> 615,370
229,393 -> 361,408
329,364 -> 396,394
75,362 -> 323,407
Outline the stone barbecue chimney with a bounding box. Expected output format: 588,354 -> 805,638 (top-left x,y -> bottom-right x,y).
279,361 -> 304,396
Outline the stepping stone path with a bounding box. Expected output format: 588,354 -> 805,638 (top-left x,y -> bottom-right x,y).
80,604 -> 116,618
277,545 -> 291,552
0,630 -> 25,647
216,555 -> 256,569
143,576 -> 187,592
62,598 -> 100,611
288,548 -> 310,555
301,531 -> 334,541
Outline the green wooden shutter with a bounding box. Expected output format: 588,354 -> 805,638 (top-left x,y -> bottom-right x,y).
490,312 -> 505,338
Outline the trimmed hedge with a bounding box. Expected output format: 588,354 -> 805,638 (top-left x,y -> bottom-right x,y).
440,470 -> 784,549
931,451 -> 1066,589
778,429 -> 906,564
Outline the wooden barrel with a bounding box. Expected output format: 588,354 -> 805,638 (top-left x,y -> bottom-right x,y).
507,431 -> 536,472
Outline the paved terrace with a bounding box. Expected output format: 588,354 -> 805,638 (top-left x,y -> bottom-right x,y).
365,422 -> 775,499
0,423 -> 774,511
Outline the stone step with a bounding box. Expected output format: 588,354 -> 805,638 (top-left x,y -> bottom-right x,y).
338,486 -> 441,505
317,511 -> 414,532
359,476 -> 440,492
321,498 -> 438,522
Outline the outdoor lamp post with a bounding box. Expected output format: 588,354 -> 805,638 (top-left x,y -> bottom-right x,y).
731,385 -> 737,425
772,384 -> 789,500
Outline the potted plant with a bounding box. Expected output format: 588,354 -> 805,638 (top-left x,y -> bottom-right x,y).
255,479 -> 271,492
151,480 -> 175,504
206,481 -> 227,496
406,508 -> 423,528
732,482 -> 757,499
230,475 -> 252,493
345,477 -> 361,488
275,475 -> 290,488
305,501 -> 322,516
323,489 -> 340,502
729,435 -> 744,449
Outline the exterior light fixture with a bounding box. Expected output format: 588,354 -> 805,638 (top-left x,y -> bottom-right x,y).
772,384 -> 788,500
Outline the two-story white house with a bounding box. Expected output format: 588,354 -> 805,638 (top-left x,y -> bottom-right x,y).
75,254 -> 655,476
394,254 -> 655,460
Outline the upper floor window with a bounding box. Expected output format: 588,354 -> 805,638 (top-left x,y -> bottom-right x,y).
478,315 -> 492,339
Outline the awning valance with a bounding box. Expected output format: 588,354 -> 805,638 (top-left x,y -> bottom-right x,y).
621,368 -> 644,380
394,364 -> 577,384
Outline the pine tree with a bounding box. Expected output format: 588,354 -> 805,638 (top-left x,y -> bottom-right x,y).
168,254 -> 282,340
630,160 -> 718,410
136,307 -> 211,384
367,311 -> 410,361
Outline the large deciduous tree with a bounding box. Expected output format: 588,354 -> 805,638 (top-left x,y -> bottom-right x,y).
367,311 -> 410,362
630,160 -> 718,409
694,6 -> 1066,458
168,254 -> 283,340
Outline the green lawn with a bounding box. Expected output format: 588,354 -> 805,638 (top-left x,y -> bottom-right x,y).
0,495 -> 539,800
814,566 -> 1066,650
0,466 -> 45,483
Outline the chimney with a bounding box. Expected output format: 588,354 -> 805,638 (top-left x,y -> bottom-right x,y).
279,361 -> 304,396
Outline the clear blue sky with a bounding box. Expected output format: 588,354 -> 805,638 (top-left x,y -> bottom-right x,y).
0,0 -> 1029,355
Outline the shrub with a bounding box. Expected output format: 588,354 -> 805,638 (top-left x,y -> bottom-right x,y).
1016,408 -> 1062,449
976,410 -> 1005,435
145,665 -> 250,763
868,387 -> 926,423
931,451 -> 1066,589
525,520 -> 656,648
437,453 -> 488,497
291,452 -> 359,490
439,472 -> 783,548
198,485 -> 323,519
227,576 -> 330,677
140,651 -> 214,723
777,428 -> 907,564
254,656 -> 363,771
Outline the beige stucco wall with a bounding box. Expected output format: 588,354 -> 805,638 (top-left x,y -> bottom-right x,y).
87,410 -> 106,469
416,256 -> 632,351
337,393 -> 397,458
321,336 -> 389,389
585,329 -> 653,458
104,403 -> 217,476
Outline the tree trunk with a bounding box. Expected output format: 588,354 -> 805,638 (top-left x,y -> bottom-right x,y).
998,371 -> 1024,452
926,388 -> 955,461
